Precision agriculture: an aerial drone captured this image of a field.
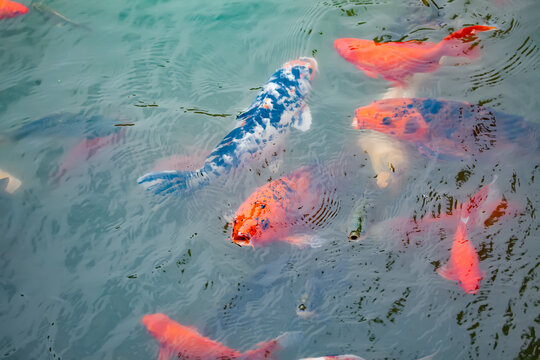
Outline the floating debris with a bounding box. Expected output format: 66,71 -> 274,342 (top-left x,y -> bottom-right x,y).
32,3 -> 92,31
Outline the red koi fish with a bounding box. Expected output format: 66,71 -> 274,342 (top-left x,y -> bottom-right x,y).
353,98 -> 538,158
142,313 -> 285,360
437,216 -> 484,294
231,167 -> 339,248
436,181 -> 499,294
334,25 -> 496,86
0,0 -> 28,20
52,129 -> 124,181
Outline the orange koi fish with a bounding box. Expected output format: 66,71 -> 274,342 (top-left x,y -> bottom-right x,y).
231,167 -> 339,248
0,0 -> 27,20
353,98 -> 538,158
437,216 -> 484,294
436,181 -> 500,294
142,313 -> 284,360
334,25 -> 495,86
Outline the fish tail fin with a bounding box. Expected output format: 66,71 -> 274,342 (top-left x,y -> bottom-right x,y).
440,25 -> 496,59
243,332 -> 300,360
137,169 -> 208,195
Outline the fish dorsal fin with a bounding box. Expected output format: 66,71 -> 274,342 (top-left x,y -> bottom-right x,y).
437,263 -> 458,281
292,106 -> 312,132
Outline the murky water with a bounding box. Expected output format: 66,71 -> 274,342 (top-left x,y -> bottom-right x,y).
1,0 -> 539,359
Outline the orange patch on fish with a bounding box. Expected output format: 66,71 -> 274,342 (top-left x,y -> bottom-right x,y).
354,99 -> 429,142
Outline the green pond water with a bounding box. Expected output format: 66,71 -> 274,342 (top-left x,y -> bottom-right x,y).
0,0 -> 539,359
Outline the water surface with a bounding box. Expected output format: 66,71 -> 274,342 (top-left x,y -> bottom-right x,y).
1,0 -> 539,359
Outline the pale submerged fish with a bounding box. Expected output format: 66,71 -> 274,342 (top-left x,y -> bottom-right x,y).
32,2 -> 91,31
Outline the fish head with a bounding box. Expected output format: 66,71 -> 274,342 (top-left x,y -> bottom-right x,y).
6,1 -> 28,18
142,313 -> 171,340
283,57 -> 318,80
334,38 -> 369,63
353,99 -> 429,142
231,200 -> 271,247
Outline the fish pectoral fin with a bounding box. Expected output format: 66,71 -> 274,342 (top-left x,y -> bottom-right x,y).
158,347 -> 172,360
292,106 -> 312,132
436,263 -> 458,281
375,171 -> 390,188
479,270 -> 486,280
362,69 -> 380,79
285,234 -> 327,248
284,235 -> 309,247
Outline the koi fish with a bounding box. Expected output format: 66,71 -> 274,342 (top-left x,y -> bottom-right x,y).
0,169 -> 22,194
0,0 -> 27,20
52,129 -> 125,181
334,25 -> 495,86
31,2 -> 91,31
437,216 -> 484,294
353,98 -> 538,158
138,58 -> 318,195
356,131 -> 409,188
7,113 -> 120,141
231,167 -> 339,247
142,313 -> 285,360
435,180 -> 502,294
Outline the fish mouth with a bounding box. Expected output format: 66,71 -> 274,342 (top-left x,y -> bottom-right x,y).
298,57 -> 319,73
352,116 -> 368,129
284,57 -> 319,80
348,230 -> 362,241
232,234 -> 252,247
334,39 -> 357,58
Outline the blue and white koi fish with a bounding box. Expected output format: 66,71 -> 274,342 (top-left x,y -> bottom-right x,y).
138,57 -> 318,195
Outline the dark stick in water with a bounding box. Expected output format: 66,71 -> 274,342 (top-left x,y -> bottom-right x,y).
32,3 -> 92,31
